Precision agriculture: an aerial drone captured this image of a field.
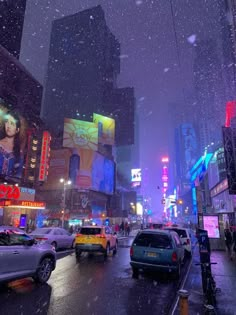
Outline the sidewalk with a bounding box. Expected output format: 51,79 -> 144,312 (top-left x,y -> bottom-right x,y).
117,229 -> 139,240
173,247 -> 236,315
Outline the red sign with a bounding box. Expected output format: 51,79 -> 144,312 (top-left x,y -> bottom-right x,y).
0,200 -> 45,208
39,131 -> 51,181
0,184 -> 20,200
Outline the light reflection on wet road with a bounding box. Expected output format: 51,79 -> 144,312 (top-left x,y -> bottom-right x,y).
0,238 -> 189,315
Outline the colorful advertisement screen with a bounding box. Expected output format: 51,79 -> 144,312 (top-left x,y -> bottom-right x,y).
63,118 -> 98,151
0,99 -> 28,180
93,113 -> 115,145
131,169 -> 141,183
92,152 -> 115,194
203,215 -> 220,238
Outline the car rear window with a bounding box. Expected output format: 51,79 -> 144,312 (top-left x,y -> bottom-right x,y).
80,228 -> 101,235
170,229 -> 187,238
134,233 -> 172,249
33,228 -> 52,234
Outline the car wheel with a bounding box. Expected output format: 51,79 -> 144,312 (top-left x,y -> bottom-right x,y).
185,250 -> 192,259
132,267 -> 139,278
104,243 -> 110,258
113,241 -> 118,255
51,242 -> 57,251
75,248 -> 82,259
34,257 -> 54,284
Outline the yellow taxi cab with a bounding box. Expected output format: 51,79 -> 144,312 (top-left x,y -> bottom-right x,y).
75,226 -> 118,258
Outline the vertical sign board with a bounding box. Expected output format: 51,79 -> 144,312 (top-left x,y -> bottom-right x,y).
39,131 -> 51,181
222,127 -> 236,194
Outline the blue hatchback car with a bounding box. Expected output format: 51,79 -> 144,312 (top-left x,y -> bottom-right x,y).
130,229 -> 184,278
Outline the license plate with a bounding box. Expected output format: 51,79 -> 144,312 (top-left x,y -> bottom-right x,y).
147,252 -> 157,257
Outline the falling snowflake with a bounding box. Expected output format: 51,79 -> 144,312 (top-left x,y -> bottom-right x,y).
187,34 -> 197,44
136,0 -> 143,5
119,54 -> 129,59
164,68 -> 170,73
90,15 -> 94,20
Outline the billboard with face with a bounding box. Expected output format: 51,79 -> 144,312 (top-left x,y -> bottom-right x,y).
93,113 -> 115,145
63,118 -> 98,151
0,99 -> 28,180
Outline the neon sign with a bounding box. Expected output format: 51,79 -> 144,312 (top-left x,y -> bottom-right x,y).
39,131 -> 51,181
0,184 -> 20,200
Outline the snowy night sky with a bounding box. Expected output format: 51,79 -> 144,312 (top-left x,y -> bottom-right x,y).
20,0 -> 226,212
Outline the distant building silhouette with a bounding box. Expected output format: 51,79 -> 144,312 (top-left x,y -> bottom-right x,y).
0,0 -> 27,59
42,5 -> 135,146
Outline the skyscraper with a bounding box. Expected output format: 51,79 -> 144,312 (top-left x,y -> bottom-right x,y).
193,40 -> 226,153
42,5 -> 120,137
0,0 -> 27,58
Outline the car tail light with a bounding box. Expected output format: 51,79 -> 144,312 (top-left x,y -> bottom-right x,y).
36,237 -> 48,241
130,246 -> 134,257
96,234 -> 106,238
172,252 -> 177,262
76,233 -> 82,237
186,239 -> 190,245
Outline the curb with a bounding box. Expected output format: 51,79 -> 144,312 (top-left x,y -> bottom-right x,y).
169,246 -> 195,315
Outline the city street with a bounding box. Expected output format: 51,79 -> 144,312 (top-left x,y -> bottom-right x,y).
0,238 -> 191,315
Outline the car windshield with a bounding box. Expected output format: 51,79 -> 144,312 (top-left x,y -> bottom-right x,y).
134,233 -> 172,249
80,228 -> 101,235
32,228 -> 52,235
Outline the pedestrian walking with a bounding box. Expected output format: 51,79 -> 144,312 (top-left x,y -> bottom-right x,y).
224,227 -> 233,260
127,225 -> 130,236
232,228 -> 236,259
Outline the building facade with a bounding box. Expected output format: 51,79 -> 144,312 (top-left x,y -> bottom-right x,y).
42,5 -> 120,136
0,0 -> 27,59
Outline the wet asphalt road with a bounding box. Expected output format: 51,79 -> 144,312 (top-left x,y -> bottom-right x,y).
0,238 -> 190,315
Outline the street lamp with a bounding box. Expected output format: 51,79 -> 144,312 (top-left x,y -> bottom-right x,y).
59,178 -> 71,228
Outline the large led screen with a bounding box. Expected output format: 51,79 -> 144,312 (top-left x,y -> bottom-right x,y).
92,152 -> 115,194
63,118 -> 98,151
93,113 -> 115,145
0,99 -> 28,179
203,215 -> 220,238
131,169 -> 141,182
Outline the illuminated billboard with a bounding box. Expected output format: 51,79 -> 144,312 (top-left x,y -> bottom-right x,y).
203,215 -> 220,238
92,152 -> 115,194
0,99 -> 28,179
93,113 -> 115,145
131,169 -> 141,182
63,118 -> 98,151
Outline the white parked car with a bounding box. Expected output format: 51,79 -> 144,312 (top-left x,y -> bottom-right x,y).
30,227 -> 75,251
0,226 -> 56,284
164,226 -> 192,257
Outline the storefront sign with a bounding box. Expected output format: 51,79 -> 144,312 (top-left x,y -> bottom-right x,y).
0,184 -> 20,199
0,200 -> 45,208
0,185 -> 35,201
210,179 -> 228,198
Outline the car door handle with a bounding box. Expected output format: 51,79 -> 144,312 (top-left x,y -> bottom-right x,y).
12,251 -> 20,255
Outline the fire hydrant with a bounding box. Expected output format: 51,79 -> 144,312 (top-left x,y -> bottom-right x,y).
178,289 -> 190,315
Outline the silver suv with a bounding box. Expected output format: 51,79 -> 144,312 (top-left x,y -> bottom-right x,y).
0,226 -> 56,284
